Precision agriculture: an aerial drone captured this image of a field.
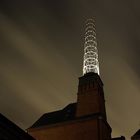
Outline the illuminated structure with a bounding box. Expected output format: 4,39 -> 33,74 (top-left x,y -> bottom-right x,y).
83,19 -> 99,75
27,19 -> 125,140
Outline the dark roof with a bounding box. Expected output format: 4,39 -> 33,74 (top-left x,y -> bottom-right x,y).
29,103 -> 112,133
30,103 -> 77,128
131,129 -> 140,139
0,113 -> 35,140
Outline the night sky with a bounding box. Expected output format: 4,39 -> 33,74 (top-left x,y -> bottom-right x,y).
0,0 -> 140,139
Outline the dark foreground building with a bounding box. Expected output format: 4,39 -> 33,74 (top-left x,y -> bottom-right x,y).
0,113 -> 35,140
27,19 -> 125,140
131,129 -> 140,140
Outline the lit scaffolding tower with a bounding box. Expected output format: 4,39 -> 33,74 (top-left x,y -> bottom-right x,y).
83,19 -> 99,75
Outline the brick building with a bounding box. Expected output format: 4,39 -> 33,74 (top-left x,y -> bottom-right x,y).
27,73 -> 124,140
27,19 -> 125,140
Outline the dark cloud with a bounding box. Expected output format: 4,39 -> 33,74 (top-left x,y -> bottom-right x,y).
0,0 -> 140,139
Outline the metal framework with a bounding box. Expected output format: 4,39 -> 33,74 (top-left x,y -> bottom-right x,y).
83,19 -> 99,75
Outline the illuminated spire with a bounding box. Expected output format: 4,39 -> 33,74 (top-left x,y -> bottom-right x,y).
83,19 -> 99,75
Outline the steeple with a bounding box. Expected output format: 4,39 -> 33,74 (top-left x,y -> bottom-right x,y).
76,19 -> 106,119
83,19 -> 99,75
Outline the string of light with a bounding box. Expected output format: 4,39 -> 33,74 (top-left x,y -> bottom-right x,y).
83,19 -> 99,75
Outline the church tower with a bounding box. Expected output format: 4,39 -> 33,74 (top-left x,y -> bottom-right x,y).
76,19 -> 106,119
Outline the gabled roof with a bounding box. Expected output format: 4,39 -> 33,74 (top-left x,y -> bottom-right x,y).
30,103 -> 77,128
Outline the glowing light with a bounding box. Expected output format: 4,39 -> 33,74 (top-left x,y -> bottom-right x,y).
83,19 -> 99,75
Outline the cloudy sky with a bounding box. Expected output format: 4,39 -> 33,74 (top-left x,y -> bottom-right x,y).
0,0 -> 140,139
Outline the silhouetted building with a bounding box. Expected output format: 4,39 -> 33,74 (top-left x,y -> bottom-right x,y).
131,129 -> 140,140
0,113 -> 35,140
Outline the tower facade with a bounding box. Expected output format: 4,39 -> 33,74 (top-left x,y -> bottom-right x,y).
76,18 -> 106,118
